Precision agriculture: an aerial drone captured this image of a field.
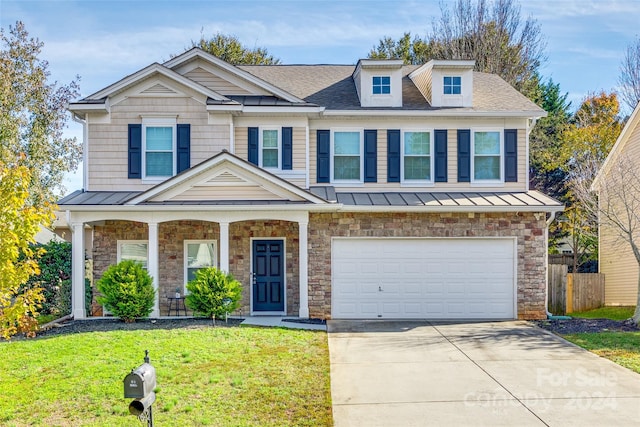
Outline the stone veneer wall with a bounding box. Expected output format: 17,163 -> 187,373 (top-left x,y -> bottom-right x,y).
307,212 -> 547,320
229,220 -> 299,316
92,220 -> 220,316
92,219 -> 299,317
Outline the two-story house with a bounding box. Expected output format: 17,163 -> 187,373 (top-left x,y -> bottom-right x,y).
62,48 -> 562,321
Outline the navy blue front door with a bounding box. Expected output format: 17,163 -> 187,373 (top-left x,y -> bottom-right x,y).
252,240 -> 285,312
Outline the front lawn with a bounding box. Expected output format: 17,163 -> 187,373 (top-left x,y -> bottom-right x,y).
563,332 -> 640,374
0,326 -> 332,426
571,306 -> 636,320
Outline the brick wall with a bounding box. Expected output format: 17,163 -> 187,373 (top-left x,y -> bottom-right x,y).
307,212 -> 547,320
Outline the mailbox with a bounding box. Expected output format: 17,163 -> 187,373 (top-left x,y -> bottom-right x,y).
124,362 -> 156,399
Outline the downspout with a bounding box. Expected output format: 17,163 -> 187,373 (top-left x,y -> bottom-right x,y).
545,211 -> 571,320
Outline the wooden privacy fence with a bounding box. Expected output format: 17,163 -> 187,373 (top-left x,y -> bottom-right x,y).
547,264 -> 605,315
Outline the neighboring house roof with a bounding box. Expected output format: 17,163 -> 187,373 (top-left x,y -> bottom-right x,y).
592,101 -> 640,190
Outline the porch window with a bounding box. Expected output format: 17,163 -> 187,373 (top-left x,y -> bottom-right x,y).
117,241 -> 148,269
184,241 -> 217,286
332,131 -> 362,181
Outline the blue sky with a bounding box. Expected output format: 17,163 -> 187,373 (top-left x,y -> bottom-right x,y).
1,0 -> 638,192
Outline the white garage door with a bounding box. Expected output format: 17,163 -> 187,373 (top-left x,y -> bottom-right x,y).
332,238 -> 516,320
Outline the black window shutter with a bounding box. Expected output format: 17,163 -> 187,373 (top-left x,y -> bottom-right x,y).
282,127 -> 293,170
128,124 -> 142,179
176,124 -> 190,173
387,129 -> 401,183
316,130 -> 330,183
457,129 -> 471,182
504,129 -> 518,182
248,127 -> 259,165
434,130 -> 448,182
364,129 -> 377,183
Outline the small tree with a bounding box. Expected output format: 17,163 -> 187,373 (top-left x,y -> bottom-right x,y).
185,267 -> 242,325
96,260 -> 155,323
572,155 -> 640,324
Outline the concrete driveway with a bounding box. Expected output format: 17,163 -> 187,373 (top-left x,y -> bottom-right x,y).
328,320 -> 640,427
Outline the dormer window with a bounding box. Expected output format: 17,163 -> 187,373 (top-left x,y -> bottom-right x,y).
443,76 -> 461,94
372,76 -> 391,94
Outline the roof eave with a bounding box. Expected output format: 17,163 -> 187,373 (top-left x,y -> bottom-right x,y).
322,109 -> 547,118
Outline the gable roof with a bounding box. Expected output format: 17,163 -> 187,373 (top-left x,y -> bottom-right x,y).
592,101 -> 640,190
125,150 -> 328,206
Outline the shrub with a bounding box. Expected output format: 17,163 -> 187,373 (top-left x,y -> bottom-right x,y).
185,268 -> 242,323
96,260 -> 155,323
22,241 -> 71,316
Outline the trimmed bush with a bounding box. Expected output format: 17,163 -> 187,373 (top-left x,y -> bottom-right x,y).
185,268 -> 242,322
96,260 -> 155,323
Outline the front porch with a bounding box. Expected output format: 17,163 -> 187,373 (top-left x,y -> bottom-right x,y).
68,210 -> 311,319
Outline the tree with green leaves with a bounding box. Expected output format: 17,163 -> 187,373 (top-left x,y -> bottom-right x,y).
0,21 -> 80,338
189,32 -> 281,65
1,21 -> 81,203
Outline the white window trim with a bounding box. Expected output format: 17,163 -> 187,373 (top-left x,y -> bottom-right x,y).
443,75 -> 462,95
401,129 -> 434,184
183,240 -> 218,294
471,128 -> 504,184
330,129 -> 364,183
142,117 -> 177,181
372,76 -> 391,95
258,127 -> 281,170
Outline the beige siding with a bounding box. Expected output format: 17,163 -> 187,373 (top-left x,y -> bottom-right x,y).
184,67 -> 253,95
600,122 -> 640,305
309,126 -> 527,192
411,68 -> 432,103
169,185 -> 283,201
292,127 -> 306,170
88,97 -> 230,191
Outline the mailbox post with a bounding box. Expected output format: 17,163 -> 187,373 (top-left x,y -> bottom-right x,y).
124,350 -> 156,427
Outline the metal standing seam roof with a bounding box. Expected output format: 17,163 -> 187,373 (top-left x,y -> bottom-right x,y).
58,188 -> 561,209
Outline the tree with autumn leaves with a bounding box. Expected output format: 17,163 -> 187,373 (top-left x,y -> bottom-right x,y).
0,22 -> 81,339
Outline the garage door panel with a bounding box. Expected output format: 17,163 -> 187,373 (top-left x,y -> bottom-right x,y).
332,238 -> 515,320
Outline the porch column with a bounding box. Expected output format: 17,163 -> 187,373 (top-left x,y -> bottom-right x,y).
148,221 -> 160,317
298,221 -> 309,318
71,222 -> 86,319
219,221 -> 230,273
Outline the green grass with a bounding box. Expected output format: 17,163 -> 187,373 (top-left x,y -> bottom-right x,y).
0,326 -> 332,426
571,306 -> 636,320
563,332 -> 640,374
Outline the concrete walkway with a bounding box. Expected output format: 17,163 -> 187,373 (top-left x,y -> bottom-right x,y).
328,320 -> 640,427
240,316 -> 326,331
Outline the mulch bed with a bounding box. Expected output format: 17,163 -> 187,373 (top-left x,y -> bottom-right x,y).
19,317 -> 244,340
534,318 -> 640,334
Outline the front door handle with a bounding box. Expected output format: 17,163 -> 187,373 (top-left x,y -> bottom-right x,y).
250,272 -> 256,285
379,286 -> 383,292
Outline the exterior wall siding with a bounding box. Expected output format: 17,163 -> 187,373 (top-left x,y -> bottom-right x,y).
307,212 -> 547,320
87,97 -> 229,191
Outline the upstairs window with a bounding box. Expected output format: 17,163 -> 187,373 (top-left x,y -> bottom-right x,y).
260,128 -> 280,169
472,131 -> 502,181
443,76 -> 462,95
372,76 -> 391,94
332,131 -> 362,181
143,118 -> 176,178
402,131 -> 432,181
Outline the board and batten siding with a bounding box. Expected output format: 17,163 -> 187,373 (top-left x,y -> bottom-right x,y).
309,125 -> 527,192
599,120 -> 640,305
87,97 -> 229,191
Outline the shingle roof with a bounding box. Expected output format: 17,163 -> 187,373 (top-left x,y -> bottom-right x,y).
237,65 -> 543,113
